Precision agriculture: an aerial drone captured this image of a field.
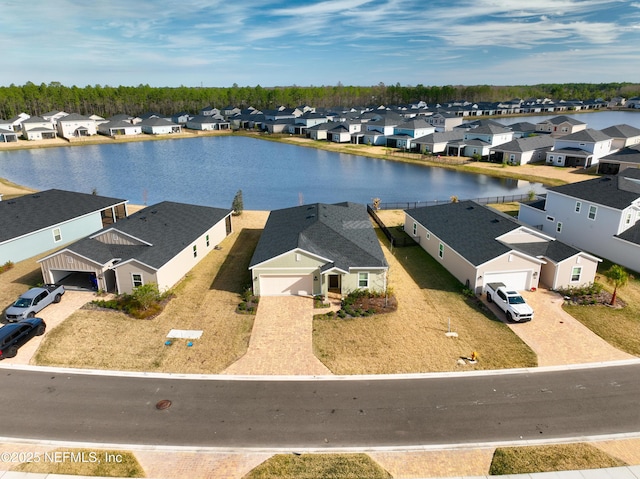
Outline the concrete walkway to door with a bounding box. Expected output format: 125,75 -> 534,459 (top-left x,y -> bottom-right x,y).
222,296 -> 332,375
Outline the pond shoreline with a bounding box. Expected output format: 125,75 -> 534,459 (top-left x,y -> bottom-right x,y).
0,128 -> 595,200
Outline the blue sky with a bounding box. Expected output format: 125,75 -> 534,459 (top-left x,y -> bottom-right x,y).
1,0 -> 639,88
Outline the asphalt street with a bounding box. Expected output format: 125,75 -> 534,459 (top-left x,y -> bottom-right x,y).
2,364 -> 639,448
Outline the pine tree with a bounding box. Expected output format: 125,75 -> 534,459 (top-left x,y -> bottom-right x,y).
232,190 -> 244,216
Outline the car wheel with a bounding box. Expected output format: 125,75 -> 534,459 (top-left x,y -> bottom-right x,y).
486,293 -> 492,303
506,311 -> 513,322
27,312 -> 36,318
5,345 -> 18,358
54,294 -> 62,303
36,325 -> 46,336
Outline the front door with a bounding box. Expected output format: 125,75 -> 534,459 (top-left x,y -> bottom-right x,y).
328,274 -> 340,293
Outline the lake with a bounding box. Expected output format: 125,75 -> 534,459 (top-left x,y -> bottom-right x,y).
0,135 -> 541,210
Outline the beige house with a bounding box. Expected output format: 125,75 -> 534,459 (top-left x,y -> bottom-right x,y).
404,201 -> 600,294
249,202 -> 388,296
39,201 -> 232,294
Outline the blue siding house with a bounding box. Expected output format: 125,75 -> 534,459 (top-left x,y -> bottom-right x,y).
0,190 -> 128,264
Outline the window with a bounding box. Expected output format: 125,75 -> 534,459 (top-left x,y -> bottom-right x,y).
575,201 -> 582,213
206,234 -> 210,247
588,205 -> 597,220
132,274 -> 143,288
412,222 -> 417,236
426,231 -> 431,240
53,228 -> 62,242
438,243 -> 444,259
556,222 -> 563,233
625,213 -> 632,226
358,272 -> 369,288
546,216 -> 555,222
571,267 -> 582,282
193,245 -> 197,258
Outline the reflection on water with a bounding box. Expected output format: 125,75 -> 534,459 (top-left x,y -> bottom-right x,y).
0,136 -> 542,209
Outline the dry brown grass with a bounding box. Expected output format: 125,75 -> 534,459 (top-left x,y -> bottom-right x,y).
313,224 -> 537,374
34,211 -> 269,373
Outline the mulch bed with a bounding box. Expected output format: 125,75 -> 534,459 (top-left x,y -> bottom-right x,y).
563,290 -> 626,308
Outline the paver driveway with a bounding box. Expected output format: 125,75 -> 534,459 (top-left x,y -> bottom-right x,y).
485,287 -> 635,366
222,295 -> 332,376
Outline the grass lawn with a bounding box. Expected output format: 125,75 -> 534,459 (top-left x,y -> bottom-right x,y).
313,217 -> 537,374
33,211 -> 268,373
489,443 -> 626,475
14,448 -> 144,477
244,453 -> 391,479
563,260 -> 640,357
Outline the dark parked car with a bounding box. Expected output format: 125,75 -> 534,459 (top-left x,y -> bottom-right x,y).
0,318 -> 46,359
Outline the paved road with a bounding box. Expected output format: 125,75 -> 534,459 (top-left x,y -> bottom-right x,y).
2,363 -> 640,449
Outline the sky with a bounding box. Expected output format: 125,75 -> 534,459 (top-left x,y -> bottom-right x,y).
1,0 -> 639,88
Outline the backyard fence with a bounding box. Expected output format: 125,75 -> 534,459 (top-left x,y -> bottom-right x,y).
373,193 -> 538,211
367,204 -> 418,248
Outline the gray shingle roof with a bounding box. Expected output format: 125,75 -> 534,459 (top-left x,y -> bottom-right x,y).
405,201 -> 519,266
538,115 -> 586,126
549,170 -> 640,209
250,202 -> 388,271
64,201 -> 232,270
0,189 -> 127,244
600,124 -> 640,138
491,135 -> 554,153
557,128 -> 611,143
616,222 -> 640,246
600,146 -> 640,165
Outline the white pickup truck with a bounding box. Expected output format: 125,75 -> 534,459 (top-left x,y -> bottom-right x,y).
4,284 -> 65,322
485,282 -> 534,323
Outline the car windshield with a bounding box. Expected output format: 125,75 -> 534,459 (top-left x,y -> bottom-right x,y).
12,298 -> 31,308
508,296 -> 525,305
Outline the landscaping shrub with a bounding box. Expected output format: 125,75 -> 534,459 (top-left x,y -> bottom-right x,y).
0,261 -> 14,274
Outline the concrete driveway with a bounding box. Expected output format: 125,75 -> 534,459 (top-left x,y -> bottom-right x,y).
484,287 -> 635,367
1,290 -> 95,365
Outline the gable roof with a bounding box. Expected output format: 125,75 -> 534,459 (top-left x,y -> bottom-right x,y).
537,115 -> 586,126
600,124 -> 640,139
491,135 -> 555,153
556,128 -> 611,143
600,146 -> 640,165
548,169 -> 640,209
405,201 -> 520,265
0,189 -> 127,243
57,201 -> 231,270
250,202 -> 388,271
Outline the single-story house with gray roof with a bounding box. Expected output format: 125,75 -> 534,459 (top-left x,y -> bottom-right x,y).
39,201 -> 232,294
404,201 -> 600,294
0,189 -> 128,265
249,202 -> 388,296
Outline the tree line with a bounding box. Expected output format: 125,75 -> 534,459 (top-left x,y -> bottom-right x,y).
1,81 -> 638,119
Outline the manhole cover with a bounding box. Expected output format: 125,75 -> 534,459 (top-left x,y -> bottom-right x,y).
156,399 -> 172,410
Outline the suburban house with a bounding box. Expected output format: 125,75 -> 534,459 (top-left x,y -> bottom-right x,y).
362,117 -> 400,146
42,110 -> 68,126
449,122 -> 514,158
413,130 -> 466,155
171,112 -> 192,125
97,119 -> 142,136
186,115 -> 231,131
56,113 -> 97,139
535,115 -> 587,137
140,117 -> 182,135
21,116 -> 57,140
518,169 -> 640,274
600,124 -> 640,151
404,201 -> 600,294
39,201 -> 233,294
427,112 -> 464,131
0,189 -> 128,265
597,146 -> 640,175
249,202 -> 388,297
506,121 -> 537,138
0,128 -> 18,142
489,135 -> 555,165
545,128 -> 613,168
386,119 -> 435,149
8,112 -> 30,132
288,112 -> 329,135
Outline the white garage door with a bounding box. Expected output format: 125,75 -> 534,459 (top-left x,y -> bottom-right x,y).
259,275 -> 313,296
484,271 -> 530,291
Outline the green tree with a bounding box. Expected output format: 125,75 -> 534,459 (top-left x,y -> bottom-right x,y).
232,189 -> 244,216
603,264 -> 629,306
131,283 -> 162,311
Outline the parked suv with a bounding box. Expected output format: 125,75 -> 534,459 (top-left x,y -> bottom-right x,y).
0,318 -> 46,359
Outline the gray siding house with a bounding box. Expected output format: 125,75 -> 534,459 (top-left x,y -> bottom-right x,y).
39,201 -> 233,294
405,201 -> 600,293
0,190 -> 128,264
249,202 -> 388,296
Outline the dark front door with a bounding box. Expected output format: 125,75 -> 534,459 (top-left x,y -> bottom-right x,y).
328,275 -> 340,292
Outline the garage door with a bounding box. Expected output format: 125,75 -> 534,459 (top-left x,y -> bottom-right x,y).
484,271 -> 530,291
259,275 -> 313,296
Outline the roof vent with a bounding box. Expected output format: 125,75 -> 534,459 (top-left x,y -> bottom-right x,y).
306,214 -> 315,219
602,177 -> 612,182
139,216 -> 146,221
491,219 -> 500,223
151,210 -> 158,214
466,206 -> 474,210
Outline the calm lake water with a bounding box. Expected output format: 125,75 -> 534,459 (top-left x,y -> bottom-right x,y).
0,136 -> 541,210
3,111 -> 637,210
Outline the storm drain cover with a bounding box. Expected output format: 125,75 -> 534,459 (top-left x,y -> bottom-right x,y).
156,399 -> 172,410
